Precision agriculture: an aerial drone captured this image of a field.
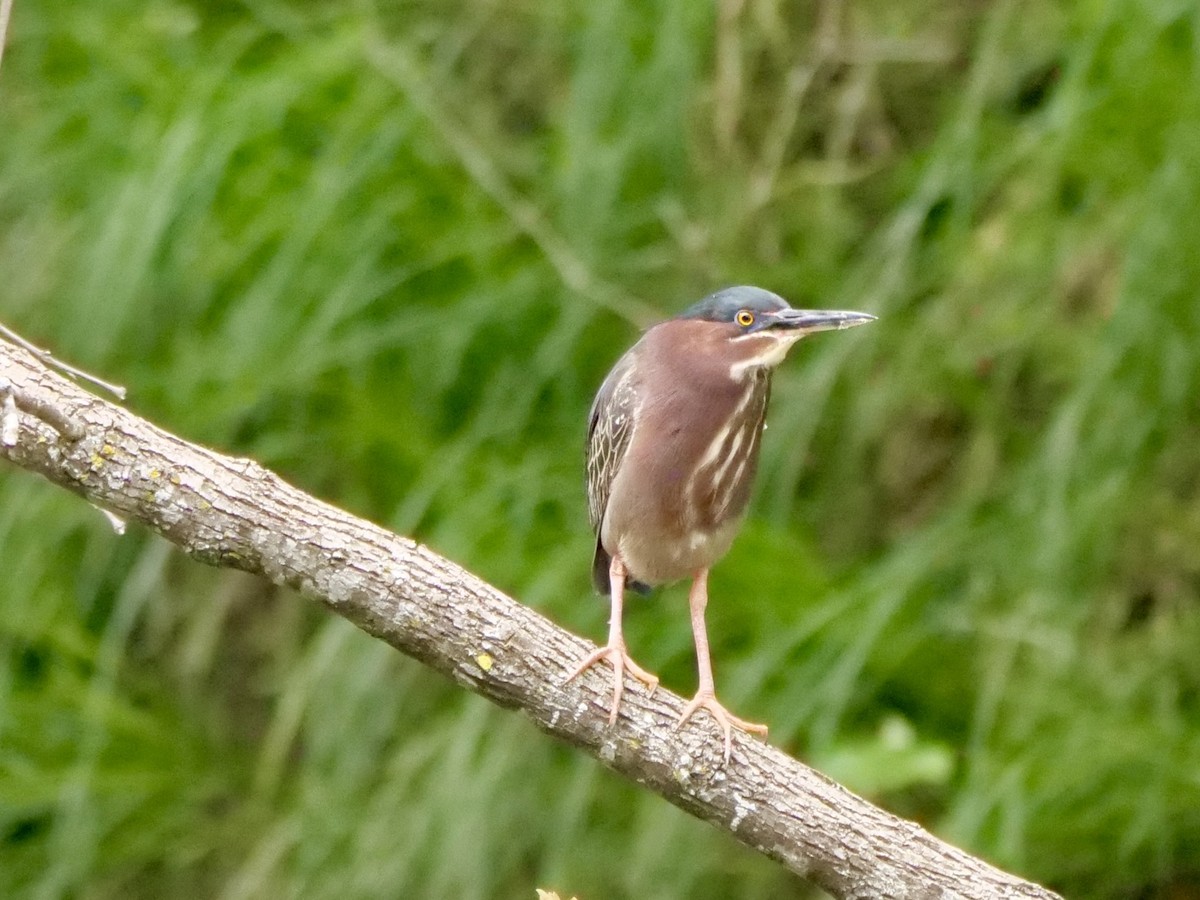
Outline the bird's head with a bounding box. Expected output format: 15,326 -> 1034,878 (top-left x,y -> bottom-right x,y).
678,286 -> 875,377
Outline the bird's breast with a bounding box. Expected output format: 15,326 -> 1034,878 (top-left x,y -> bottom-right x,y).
677,371 -> 770,532
601,367 -> 771,584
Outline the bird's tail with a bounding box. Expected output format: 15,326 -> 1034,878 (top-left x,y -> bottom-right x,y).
591,536 -> 651,596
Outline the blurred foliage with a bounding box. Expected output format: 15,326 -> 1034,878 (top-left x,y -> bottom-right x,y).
2,0 -> 1200,897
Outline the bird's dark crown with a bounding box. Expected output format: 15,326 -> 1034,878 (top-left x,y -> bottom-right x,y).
678,286 -> 788,326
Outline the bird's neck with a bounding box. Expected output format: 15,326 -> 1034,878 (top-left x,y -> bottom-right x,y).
646,320 -> 782,389
728,333 -> 801,380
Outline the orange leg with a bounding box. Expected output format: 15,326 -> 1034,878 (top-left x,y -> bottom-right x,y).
675,568 -> 768,763
567,555 -> 658,724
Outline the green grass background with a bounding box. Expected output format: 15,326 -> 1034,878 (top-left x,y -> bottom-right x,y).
3,0 -> 1200,897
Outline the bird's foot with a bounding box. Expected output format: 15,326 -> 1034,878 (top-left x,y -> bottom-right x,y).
675,691 -> 768,764
566,643 -> 659,725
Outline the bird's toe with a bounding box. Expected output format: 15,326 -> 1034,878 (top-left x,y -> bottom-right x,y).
675,692 -> 768,764
566,643 -> 659,724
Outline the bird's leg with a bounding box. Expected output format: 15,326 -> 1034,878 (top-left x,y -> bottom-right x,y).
675,568 -> 768,763
566,555 -> 658,724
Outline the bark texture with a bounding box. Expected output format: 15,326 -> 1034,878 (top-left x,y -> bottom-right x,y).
0,335 -> 1061,900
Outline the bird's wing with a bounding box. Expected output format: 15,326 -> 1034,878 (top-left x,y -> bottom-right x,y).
585,351 -> 639,534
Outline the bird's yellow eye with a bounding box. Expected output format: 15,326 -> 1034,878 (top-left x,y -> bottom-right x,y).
735,310 -> 755,327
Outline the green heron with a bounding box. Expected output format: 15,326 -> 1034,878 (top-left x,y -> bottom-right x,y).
569,285 -> 875,762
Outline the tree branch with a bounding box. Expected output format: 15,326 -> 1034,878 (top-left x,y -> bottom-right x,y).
0,334 -> 1060,900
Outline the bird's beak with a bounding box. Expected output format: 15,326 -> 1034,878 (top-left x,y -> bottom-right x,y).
768,308 -> 876,334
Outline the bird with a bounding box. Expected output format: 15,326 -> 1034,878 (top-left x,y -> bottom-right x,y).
568,285 -> 875,763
